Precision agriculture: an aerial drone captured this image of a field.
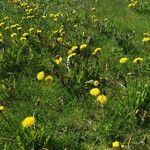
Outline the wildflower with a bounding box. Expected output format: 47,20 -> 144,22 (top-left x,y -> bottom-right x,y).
57,37 -> 63,44
17,27 -> 22,30
10,24 -> 16,29
37,71 -> 45,81
0,105 -> 5,111
22,16 -> 26,20
119,57 -> 128,64
80,44 -> 87,50
91,15 -> 97,20
112,141 -> 120,148
10,24 -> 19,29
53,17 -> 58,21
20,37 -> 27,43
21,116 -> 35,128
54,55 -> 62,65
4,16 -> 9,20
50,13 -> 54,17
45,75 -> 53,81
71,46 -> 78,51
92,47 -> 101,55
142,33 -> 150,43
142,37 -> 150,43
93,80 -> 99,86
5,27 -> 9,30
133,57 -> 143,64
42,15 -> 46,19
93,19 -> 98,22
73,24 -> 78,28
68,46 -> 78,55
121,144 -> 126,148
97,95 -> 107,105
37,29 -> 42,34
68,53 -> 76,58
128,1 -> 138,8
91,8 -> 96,11
0,22 -> 5,27
128,3 -> 133,8
72,10 -> 76,14
53,30 -> 59,34
11,33 -> 17,38
22,32 -> 29,37
90,88 -> 100,96
29,28 -> 34,33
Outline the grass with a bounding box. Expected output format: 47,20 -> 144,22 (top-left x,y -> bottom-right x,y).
0,0 -> 150,149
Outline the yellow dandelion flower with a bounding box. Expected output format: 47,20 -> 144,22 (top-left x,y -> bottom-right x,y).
11,33 -> 17,38
90,88 -> 100,96
128,3 -> 132,8
42,15 -> 46,19
91,15 -> 97,20
71,46 -> 78,51
73,24 -> 78,28
68,46 -> 78,55
20,37 -> 27,43
45,75 -> 53,81
68,49 -> 74,55
93,19 -> 98,22
143,33 -> 149,36
4,16 -> 9,20
97,95 -> 107,105
53,30 -> 58,34
5,27 -> 9,30
37,71 -> 45,81
54,55 -> 62,65
91,8 -> 96,11
50,13 -> 54,17
53,17 -> 58,21
0,22 -> 5,27
93,80 -> 99,86
57,37 -> 63,44
133,1 -> 138,7
80,44 -> 87,50
17,27 -> 22,31
92,47 -> 101,55
112,141 -> 120,148
142,37 -> 150,43
68,53 -> 77,58
121,144 -> 126,148
72,10 -> 76,14
22,16 -> 26,20
0,105 -> 5,111
37,29 -> 42,34
133,57 -> 143,64
119,57 -> 128,64
22,33 -> 29,37
21,116 -> 35,128
29,28 -> 34,33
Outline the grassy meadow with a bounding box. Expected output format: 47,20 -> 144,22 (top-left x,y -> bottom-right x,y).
0,0 -> 150,149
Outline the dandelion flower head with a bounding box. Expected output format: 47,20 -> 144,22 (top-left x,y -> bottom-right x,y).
119,57 -> 128,64
133,57 -> 143,64
37,71 -> 45,80
112,141 -> 120,148
90,88 -> 100,96
22,116 -> 35,128
0,105 -> 5,111
97,94 -> 107,105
